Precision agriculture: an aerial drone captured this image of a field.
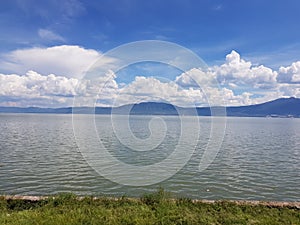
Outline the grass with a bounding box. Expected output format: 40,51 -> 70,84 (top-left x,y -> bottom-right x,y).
0,189 -> 299,225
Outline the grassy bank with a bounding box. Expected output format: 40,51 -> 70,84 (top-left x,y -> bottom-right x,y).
0,190 -> 299,225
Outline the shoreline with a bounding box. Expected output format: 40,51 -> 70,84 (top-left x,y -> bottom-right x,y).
2,193 -> 299,224
2,195 -> 300,209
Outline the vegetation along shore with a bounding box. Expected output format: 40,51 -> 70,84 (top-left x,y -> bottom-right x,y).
0,189 -> 299,225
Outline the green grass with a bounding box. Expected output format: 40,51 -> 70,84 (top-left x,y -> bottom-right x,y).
0,189 -> 299,225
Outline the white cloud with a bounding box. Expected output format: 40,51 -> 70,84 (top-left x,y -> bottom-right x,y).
228,82 -> 238,89
0,70 -> 118,107
0,45 -> 115,79
292,75 -> 300,82
175,68 -> 216,88
0,71 -> 77,107
214,50 -> 278,89
173,50 -> 300,106
109,76 -> 205,107
113,75 -> 256,107
38,29 -> 65,42
278,83 -> 300,97
175,51 -> 278,91
0,47 -> 300,107
278,61 -> 300,83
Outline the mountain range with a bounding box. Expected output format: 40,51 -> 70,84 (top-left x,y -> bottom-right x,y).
0,97 -> 299,117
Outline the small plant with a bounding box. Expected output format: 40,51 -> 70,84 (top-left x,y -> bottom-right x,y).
140,187 -> 170,206
48,192 -> 77,207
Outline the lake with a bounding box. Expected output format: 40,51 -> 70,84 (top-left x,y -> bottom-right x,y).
0,113 -> 299,201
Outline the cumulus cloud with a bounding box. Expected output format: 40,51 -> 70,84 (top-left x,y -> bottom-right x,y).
0,70 -> 78,97
114,76 -> 204,107
278,83 -> 300,97
278,61 -> 300,83
0,70 -> 118,107
175,68 -> 216,88
0,45 -> 115,79
0,71 -> 77,107
173,50 -> 300,105
0,47 -> 300,107
38,29 -> 65,42
175,51 -> 278,91
113,75 -> 253,107
214,50 -> 278,89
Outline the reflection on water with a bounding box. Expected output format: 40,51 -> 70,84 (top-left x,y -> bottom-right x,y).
0,113 -> 299,201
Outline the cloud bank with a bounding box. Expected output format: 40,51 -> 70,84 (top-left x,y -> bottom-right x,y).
0,46 -> 299,107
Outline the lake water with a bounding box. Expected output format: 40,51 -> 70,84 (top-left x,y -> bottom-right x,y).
0,113 -> 299,201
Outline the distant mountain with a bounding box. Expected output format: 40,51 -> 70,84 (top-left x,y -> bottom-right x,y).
0,106 -> 73,114
226,97 -> 300,117
112,102 -> 179,115
0,97 -> 299,117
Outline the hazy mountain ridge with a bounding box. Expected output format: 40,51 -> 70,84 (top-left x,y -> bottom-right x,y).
0,97 -> 299,117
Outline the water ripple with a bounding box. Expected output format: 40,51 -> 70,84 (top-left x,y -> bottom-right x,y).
0,114 -> 299,201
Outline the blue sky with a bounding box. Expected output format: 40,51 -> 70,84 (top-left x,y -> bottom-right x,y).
1,0 -> 300,66
0,0 -> 300,107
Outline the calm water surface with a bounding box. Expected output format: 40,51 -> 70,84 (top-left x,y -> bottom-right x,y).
0,113 -> 299,201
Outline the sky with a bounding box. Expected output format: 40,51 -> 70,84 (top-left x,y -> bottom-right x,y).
0,0 -> 300,107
